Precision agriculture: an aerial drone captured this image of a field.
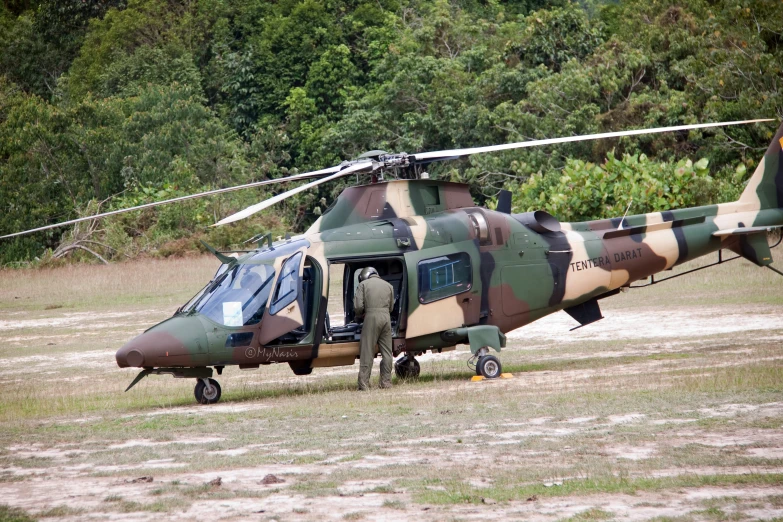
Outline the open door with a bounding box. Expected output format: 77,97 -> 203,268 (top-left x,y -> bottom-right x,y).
259,247 -> 308,345
404,241 -> 480,338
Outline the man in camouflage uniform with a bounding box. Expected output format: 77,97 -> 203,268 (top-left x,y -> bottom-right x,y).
354,267 -> 394,390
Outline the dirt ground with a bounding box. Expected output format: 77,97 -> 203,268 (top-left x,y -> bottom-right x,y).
0,253 -> 782,521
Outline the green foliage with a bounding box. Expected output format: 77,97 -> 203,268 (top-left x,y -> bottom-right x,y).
208,0 -> 358,133
305,44 -> 359,116
0,78 -> 254,263
0,77 -> 81,260
1,0 -> 782,263
0,1 -> 126,99
513,151 -> 747,222
66,0 -> 174,99
508,6 -> 605,73
97,44 -> 203,98
0,12 -> 67,98
35,0 -> 127,41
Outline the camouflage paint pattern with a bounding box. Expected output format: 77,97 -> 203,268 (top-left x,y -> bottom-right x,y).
117,122 -> 783,381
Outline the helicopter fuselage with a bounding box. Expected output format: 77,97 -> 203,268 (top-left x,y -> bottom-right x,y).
115,177 -> 783,388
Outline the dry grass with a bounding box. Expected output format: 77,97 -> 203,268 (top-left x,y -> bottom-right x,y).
0,255 -> 218,311
610,241 -> 783,307
0,252 -> 782,520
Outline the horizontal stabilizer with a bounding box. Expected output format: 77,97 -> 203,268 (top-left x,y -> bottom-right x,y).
713,225 -> 783,237
723,231 -> 775,266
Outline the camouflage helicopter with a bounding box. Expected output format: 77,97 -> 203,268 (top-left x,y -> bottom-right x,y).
4,119 -> 783,404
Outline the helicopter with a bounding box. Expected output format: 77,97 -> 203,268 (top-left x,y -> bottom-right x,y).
4,119 -> 782,404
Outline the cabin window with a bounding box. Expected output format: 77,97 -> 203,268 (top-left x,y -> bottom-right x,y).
417,253 -> 472,303
270,252 -> 303,315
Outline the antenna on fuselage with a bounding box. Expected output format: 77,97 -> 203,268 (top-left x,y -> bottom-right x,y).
618,199 -> 633,230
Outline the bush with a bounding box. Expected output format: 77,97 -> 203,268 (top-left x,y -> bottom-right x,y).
512,151 -> 746,222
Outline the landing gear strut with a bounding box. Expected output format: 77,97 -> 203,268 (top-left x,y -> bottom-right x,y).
468,347 -> 502,379
195,378 -> 221,404
394,354 -> 420,379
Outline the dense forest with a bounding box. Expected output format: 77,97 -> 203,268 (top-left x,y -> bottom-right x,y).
0,0 -> 781,265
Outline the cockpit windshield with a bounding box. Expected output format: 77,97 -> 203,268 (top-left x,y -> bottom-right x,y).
180,238 -> 310,327
179,263 -> 231,313
187,263 -> 276,326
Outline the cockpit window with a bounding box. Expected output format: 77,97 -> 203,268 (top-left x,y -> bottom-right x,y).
179,263 -> 231,313
190,263 -> 276,326
270,252 -> 303,315
247,238 -> 309,264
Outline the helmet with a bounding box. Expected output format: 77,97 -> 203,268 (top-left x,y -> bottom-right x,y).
358,267 -> 379,282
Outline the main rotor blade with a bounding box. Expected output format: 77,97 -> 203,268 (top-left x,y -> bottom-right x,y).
412,119 -> 774,161
0,166 -> 342,240
213,161 -> 373,227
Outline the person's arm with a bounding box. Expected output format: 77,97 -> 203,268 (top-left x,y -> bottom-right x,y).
354,282 -> 365,318
388,284 -> 394,313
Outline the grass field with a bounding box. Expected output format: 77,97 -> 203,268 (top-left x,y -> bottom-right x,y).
0,248 -> 782,521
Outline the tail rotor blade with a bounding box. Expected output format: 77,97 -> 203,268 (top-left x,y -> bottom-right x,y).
412,119 -> 774,162
213,161 -> 373,227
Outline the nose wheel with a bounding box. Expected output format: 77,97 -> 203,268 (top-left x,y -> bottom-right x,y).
195,378 -> 221,404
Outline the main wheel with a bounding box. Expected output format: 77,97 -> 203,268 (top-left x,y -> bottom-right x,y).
394,355 -> 420,379
477,355 -> 502,379
194,378 -> 222,404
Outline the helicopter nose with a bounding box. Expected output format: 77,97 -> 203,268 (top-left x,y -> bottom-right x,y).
115,331 -> 183,367
116,317 -> 207,368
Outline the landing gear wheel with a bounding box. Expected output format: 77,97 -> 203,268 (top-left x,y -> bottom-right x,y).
477,355 -> 502,379
194,378 -> 221,404
394,355 -> 420,379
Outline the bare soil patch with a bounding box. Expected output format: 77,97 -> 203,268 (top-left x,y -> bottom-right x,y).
1,255 -> 782,520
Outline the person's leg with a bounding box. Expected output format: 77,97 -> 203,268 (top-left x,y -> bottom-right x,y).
358,316 -> 378,390
378,320 -> 393,389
